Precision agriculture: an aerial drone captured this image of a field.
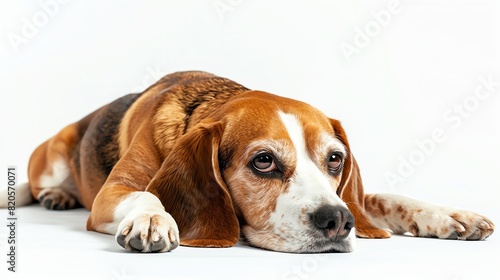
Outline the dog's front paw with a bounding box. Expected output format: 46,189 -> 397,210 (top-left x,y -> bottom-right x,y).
116,211 -> 180,253
411,209 -> 494,241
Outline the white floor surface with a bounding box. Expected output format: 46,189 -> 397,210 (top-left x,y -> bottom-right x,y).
0,204 -> 498,280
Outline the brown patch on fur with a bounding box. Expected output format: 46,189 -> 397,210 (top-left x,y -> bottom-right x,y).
377,201 -> 387,216
440,225 -> 450,236
406,215 -> 414,224
396,205 -> 409,222
364,194 -> 391,219
409,224 -> 420,236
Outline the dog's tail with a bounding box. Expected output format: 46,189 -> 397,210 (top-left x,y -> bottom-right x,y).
0,183 -> 34,208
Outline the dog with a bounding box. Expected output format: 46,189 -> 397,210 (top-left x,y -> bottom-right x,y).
1,71 -> 494,253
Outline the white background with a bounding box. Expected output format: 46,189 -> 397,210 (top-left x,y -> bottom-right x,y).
0,1 -> 499,279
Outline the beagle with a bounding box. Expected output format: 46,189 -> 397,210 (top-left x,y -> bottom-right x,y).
4,71 -> 494,253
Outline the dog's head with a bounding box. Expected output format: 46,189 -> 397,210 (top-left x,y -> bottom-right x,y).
150,91 -> 359,253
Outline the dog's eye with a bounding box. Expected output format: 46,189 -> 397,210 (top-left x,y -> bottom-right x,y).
328,153 -> 343,174
252,154 -> 277,173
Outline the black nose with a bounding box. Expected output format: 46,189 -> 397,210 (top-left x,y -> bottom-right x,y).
310,205 -> 355,240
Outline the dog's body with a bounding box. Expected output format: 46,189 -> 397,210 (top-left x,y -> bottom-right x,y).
4,71 -> 494,253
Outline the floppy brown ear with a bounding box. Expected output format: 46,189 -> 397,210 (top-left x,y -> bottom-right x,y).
146,121 -> 239,247
330,118 -> 390,238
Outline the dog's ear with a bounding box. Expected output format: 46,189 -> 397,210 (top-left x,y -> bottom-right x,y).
330,118 -> 390,238
329,118 -> 354,199
146,121 -> 239,247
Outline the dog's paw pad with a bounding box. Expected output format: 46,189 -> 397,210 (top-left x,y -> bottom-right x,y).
150,237 -> 167,252
129,234 -> 146,251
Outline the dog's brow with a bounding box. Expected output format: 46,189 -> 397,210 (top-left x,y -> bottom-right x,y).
321,133 -> 347,157
244,139 -> 292,160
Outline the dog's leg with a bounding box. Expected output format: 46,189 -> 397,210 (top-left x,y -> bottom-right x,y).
364,193 -> 494,240
86,129 -> 180,253
28,124 -> 81,210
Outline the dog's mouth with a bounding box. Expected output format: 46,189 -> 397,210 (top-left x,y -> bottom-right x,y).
244,235 -> 356,254
309,233 -> 356,253
296,225 -> 356,253
240,225 -> 356,253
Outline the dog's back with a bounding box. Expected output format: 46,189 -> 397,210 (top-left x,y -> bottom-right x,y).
17,71 -> 249,210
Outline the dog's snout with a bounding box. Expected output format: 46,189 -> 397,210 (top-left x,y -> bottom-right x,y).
310,205 -> 354,240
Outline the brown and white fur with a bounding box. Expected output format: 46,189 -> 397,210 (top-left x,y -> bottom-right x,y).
0,71 -> 494,253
